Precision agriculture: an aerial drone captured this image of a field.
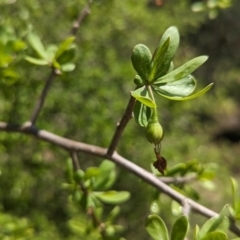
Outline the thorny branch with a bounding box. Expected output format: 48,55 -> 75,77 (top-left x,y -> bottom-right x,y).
0,121 -> 240,237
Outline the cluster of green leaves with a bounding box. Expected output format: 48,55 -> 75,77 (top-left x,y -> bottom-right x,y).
62,159 -> 130,240
192,0 -> 233,19
0,212 -> 33,239
149,160 -> 218,217
131,26 -> 213,128
0,24 -> 26,86
25,32 -> 76,73
145,207 -> 240,240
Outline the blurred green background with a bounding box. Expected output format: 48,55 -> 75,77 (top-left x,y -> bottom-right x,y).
0,0 -> 239,239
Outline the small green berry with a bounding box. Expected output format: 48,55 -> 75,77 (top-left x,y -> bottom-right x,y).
145,108 -> 164,144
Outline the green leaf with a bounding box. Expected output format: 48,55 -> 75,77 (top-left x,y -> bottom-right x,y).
131,44 -> 152,80
93,160 -> 116,191
165,163 -> 186,176
55,36 -> 75,60
198,214 -> 228,239
150,38 -> 170,81
154,82 -> 213,101
61,63 -> 76,72
171,216 -> 188,240
131,86 -> 156,108
194,225 -> 200,240
231,178 -> 238,211
154,75 -> 197,97
133,100 -> 152,127
94,191 -> 130,204
151,26 -> 179,79
145,214 -> 169,240
106,206 -> 121,223
153,56 -> 208,84
25,56 -> 49,66
85,167 -> 99,180
200,232 -> 227,240
27,32 -> 48,59
57,47 -> 76,64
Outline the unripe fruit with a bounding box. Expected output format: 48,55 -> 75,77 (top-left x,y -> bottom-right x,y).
145,108 -> 163,144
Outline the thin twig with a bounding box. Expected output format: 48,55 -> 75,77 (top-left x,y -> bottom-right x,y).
0,121 -> 240,236
107,95 -> 136,157
70,151 -> 80,170
29,69 -> 57,125
72,0 -> 93,36
29,1 -> 92,126
159,175 -> 197,184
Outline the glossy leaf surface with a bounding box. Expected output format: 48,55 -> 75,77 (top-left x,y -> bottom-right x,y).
154,75 -> 196,97
153,56 -> 208,84
154,83 -> 213,101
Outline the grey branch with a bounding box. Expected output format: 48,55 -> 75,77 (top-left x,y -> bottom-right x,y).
0,121 -> 239,236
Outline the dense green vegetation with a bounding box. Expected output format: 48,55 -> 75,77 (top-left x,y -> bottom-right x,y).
0,0 -> 240,239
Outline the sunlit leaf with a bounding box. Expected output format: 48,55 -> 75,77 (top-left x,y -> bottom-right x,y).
198,214 -> 228,239
85,167 -> 99,180
55,36 -> 75,60
154,83 -> 213,101
150,38 -> 170,81
231,178 -> 238,212
151,26 -> 179,79
25,56 -> 49,66
61,63 -> 76,72
133,100 -> 152,127
200,231 -> 227,240
131,44 -> 152,80
94,191 -> 130,204
27,32 -> 48,59
153,56 -> 208,84
145,214 -> 169,240
131,86 -> 156,108
171,216 -> 188,240
194,225 -> 200,240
